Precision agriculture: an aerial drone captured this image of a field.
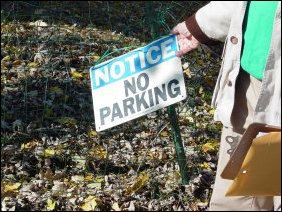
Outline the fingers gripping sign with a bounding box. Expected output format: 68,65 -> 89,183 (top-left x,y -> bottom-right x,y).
171,22 -> 200,57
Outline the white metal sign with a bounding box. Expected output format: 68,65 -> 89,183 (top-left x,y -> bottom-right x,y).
90,35 -> 186,132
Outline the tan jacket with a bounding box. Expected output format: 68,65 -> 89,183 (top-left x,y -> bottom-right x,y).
186,1 -> 281,128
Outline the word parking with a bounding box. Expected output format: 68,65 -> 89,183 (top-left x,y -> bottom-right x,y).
90,35 -> 186,131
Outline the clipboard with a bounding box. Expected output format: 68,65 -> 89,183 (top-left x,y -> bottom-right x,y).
221,122 -> 281,196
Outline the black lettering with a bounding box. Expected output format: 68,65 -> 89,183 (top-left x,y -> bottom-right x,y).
124,77 -> 136,97
137,73 -> 149,91
168,79 -> 181,98
154,84 -> 167,105
136,91 -> 149,112
123,97 -> 135,116
147,89 -> 154,107
100,107 -> 111,126
111,103 -> 123,122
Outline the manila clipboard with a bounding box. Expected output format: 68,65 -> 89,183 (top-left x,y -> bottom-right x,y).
221,122 -> 281,196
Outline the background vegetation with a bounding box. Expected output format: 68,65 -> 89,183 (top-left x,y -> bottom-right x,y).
1,1 -> 223,211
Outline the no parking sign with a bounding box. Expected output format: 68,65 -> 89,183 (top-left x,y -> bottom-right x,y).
90,35 -> 186,131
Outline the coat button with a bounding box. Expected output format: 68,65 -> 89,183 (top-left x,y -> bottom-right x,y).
227,80 -> 232,86
230,36 -> 238,44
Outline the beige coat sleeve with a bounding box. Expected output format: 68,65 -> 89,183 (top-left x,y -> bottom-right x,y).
186,1 -> 239,44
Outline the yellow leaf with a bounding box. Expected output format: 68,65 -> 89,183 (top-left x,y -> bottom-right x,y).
21,140 -> 38,150
88,130 -> 98,138
2,56 -> 11,62
200,162 -> 210,170
111,202 -> 121,211
1,24 -> 16,32
27,62 -> 39,68
183,68 -> 191,78
84,174 -> 95,182
46,198 -> 56,211
160,131 -> 169,137
71,68 -> 83,79
81,196 -> 97,211
44,149 -> 55,156
13,59 -> 23,67
209,109 -> 215,114
3,182 -> 21,194
1,75 -> 6,83
95,178 -> 104,183
125,173 -> 150,195
201,143 -> 215,153
88,146 -> 107,159
91,55 -> 101,62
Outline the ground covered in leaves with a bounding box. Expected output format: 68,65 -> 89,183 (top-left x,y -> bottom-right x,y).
1,1 -> 223,211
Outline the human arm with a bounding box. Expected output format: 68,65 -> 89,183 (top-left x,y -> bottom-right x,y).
172,1 -> 238,56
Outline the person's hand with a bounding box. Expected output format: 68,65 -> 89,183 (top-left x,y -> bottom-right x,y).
171,21 -> 200,57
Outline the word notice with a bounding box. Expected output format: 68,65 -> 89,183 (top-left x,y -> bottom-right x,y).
90,35 -> 186,131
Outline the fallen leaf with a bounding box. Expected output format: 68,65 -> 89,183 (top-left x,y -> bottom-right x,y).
88,146 -> 107,159
160,131 -> 169,137
200,162 -> 210,170
201,140 -> 219,153
2,56 -> 11,62
29,20 -> 48,27
85,178 -> 103,189
72,155 -> 86,169
209,109 -> 215,114
1,23 -> 16,32
71,68 -> 83,79
13,59 -> 23,67
125,173 -> 150,195
71,175 -> 84,182
84,174 -> 95,181
88,130 -> 98,138
184,67 -> 192,78
46,198 -> 56,211
111,202 -> 121,211
52,181 -> 66,195
91,55 -> 101,62
127,201 -> 135,211
21,140 -> 38,150
27,62 -> 39,68
2,182 -> 21,195
86,182 -> 102,189
44,149 -> 56,157
81,196 -> 97,211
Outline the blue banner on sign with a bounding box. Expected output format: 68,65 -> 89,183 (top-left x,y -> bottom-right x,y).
90,35 -> 178,90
